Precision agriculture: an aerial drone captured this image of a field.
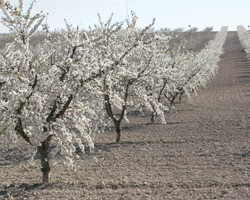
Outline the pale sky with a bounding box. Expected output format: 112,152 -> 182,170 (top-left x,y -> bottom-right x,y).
1,0 -> 250,33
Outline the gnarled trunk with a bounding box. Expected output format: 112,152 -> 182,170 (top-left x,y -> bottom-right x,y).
104,93 -> 124,143
114,120 -> 121,143
37,135 -> 53,183
151,112 -> 155,124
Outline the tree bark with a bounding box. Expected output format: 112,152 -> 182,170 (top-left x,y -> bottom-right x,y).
178,89 -> 185,102
149,79 -> 167,124
104,94 -> 123,143
37,135 -> 53,184
150,112 -> 155,124
115,120 -> 121,143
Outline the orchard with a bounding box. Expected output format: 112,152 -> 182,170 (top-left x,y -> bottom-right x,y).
1,0 -> 227,184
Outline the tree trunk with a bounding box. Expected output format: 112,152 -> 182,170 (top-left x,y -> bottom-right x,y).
37,135 -> 53,184
179,90 -> 185,102
37,145 -> 50,183
42,168 -> 50,183
170,94 -> 177,105
115,121 -> 121,143
150,102 -> 157,124
151,112 -> 155,124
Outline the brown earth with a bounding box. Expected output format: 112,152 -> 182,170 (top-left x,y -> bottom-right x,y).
0,31 -> 250,199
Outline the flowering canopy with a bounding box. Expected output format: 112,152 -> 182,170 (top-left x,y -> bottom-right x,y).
0,0 -> 228,183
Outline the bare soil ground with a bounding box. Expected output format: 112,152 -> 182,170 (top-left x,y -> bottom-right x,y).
1,31 -> 250,199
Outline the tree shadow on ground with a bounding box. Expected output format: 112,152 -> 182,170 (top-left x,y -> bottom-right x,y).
0,143 -> 88,166
0,183 -> 43,198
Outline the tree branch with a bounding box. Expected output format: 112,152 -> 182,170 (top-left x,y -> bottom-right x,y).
118,81 -> 130,123
14,74 -> 38,145
53,94 -> 73,120
15,117 -> 32,145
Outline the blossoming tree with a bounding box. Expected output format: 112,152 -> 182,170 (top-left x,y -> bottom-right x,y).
91,13 -> 172,142
237,25 -> 250,58
0,0 -> 104,183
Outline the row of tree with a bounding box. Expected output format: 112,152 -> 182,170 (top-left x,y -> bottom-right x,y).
0,0 -> 227,183
237,25 -> 250,57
